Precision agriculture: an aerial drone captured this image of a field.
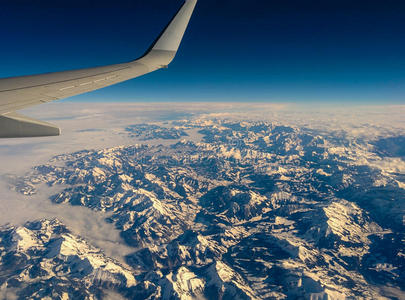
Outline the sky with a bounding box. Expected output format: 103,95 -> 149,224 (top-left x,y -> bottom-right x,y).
0,0 -> 405,104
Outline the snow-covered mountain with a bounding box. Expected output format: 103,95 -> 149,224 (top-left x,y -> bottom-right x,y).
3,119 -> 405,299
0,219 -> 135,299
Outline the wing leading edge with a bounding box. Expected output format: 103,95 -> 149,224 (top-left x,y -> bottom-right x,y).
0,0 -> 197,138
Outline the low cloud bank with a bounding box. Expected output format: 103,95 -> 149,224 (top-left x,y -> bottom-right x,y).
0,182 -> 134,264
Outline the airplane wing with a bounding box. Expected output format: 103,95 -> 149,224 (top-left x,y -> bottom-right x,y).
0,0 -> 197,138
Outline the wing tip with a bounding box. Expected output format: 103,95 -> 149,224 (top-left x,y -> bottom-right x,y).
139,0 -> 197,63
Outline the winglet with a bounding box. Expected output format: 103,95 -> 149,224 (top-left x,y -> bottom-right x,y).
150,0 -> 197,53
137,0 -> 197,67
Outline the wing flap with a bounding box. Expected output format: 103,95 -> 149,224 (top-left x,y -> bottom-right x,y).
0,112 -> 60,138
0,62 -> 151,114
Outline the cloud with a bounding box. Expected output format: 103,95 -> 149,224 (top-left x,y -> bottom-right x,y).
0,287 -> 18,300
0,102 -> 231,263
103,290 -> 127,300
0,181 -> 134,264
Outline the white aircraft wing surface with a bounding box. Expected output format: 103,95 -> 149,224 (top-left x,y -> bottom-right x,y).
0,0 -> 197,138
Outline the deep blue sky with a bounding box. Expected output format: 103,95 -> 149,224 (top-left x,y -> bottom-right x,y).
1,0 -> 405,104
